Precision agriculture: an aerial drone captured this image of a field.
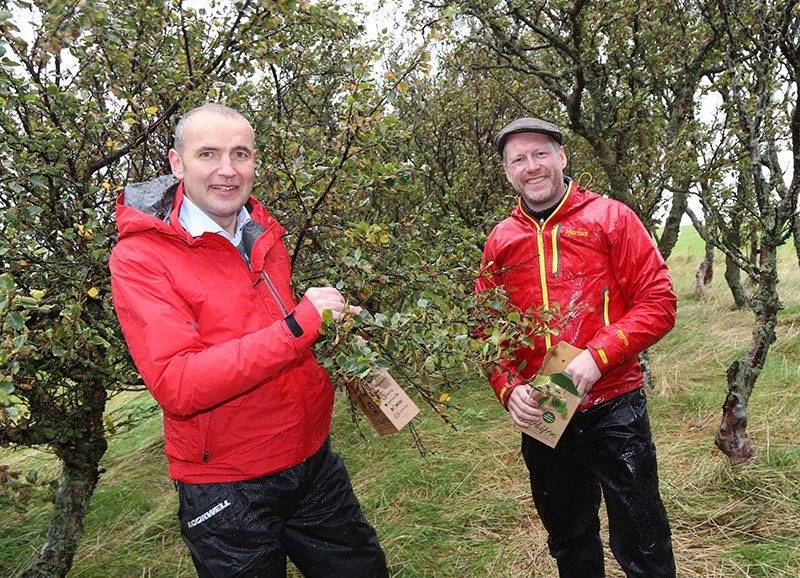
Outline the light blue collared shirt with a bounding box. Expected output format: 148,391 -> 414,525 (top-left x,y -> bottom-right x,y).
178,194 -> 251,247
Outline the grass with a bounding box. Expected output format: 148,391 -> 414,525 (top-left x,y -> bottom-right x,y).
2,226 -> 800,577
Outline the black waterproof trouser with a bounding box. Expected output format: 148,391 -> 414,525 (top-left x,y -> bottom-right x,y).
177,440 -> 389,578
521,388 -> 676,578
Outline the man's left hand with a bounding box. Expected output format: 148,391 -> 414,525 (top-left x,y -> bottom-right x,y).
565,349 -> 601,397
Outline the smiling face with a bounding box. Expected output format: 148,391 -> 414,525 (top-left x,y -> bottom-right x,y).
502,131 -> 567,212
168,110 -> 256,235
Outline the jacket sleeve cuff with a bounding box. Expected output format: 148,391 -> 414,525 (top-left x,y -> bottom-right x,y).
588,344 -> 614,375
494,373 -> 526,409
283,296 -> 322,349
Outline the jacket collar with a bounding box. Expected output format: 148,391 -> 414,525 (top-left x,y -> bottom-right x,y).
178,191 -> 252,245
513,178 -> 576,229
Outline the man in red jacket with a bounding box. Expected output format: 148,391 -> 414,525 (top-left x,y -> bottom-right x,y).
110,104 -> 388,577
476,118 -> 677,577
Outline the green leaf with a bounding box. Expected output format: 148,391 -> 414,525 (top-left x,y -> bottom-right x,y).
550,397 -> 568,418
549,372 -> 579,396
531,374 -> 551,387
0,273 -> 13,293
6,311 -> 25,330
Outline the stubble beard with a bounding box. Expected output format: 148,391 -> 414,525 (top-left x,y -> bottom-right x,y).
521,176 -> 564,210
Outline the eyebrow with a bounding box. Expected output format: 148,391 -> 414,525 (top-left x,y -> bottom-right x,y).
195,145 -> 254,154
513,147 -> 551,156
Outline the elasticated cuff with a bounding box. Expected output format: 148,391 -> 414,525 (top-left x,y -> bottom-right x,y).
285,296 -> 322,349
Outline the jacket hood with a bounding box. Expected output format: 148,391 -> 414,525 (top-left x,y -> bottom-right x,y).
116,175 -> 182,240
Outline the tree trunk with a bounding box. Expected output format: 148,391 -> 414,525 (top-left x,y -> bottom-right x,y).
639,349 -> 653,390
22,439 -> 107,578
745,235 -> 759,289
694,241 -> 714,298
794,211 -> 800,271
724,254 -> 749,309
715,247 -> 780,464
657,184 -> 687,261
22,385 -> 108,578
722,208 -> 747,309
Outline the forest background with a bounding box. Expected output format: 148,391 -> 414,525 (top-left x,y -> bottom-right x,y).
1,0 -> 799,576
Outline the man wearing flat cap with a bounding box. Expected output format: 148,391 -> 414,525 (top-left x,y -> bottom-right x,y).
476,118 -> 677,577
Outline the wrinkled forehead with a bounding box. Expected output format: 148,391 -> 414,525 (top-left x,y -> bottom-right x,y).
183,112 -> 256,148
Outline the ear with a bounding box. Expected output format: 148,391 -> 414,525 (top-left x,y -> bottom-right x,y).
168,148 -> 184,179
557,146 -> 567,170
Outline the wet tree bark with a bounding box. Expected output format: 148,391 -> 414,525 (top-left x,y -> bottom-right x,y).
639,349 -> 653,390
658,176 -> 690,261
22,387 -> 108,578
724,254 -> 749,309
715,247 -> 780,464
722,205 -> 748,309
794,212 -> 800,271
694,241 -> 715,298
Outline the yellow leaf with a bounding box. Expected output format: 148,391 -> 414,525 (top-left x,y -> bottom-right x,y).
105,138 -> 116,148
145,106 -> 158,115
101,181 -> 112,190
87,287 -> 100,298
439,393 -> 451,403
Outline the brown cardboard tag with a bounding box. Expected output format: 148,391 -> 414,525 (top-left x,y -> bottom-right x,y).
539,341 -> 583,374
347,372 -> 420,436
518,342 -> 584,448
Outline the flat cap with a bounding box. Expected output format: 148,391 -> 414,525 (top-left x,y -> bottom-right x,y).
494,117 -> 563,154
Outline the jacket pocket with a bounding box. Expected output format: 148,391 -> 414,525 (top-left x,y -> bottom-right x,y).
164,412 -> 213,464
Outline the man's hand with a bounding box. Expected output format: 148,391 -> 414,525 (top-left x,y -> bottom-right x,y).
565,349 -> 602,397
507,385 -> 543,429
304,287 -> 362,322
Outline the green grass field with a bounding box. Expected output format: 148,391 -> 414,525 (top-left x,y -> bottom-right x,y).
2,227 -> 799,577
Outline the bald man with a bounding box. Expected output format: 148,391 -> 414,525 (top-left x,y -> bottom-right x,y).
111,104 -> 388,577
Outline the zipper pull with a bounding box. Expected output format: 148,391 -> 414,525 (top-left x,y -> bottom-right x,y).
202,451 -> 209,463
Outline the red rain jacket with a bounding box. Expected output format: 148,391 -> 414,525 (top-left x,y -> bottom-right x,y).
476,180 -> 677,411
110,176 -> 333,483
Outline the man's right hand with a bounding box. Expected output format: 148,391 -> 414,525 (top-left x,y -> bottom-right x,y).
304,287 -> 362,322
507,385 -> 543,429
